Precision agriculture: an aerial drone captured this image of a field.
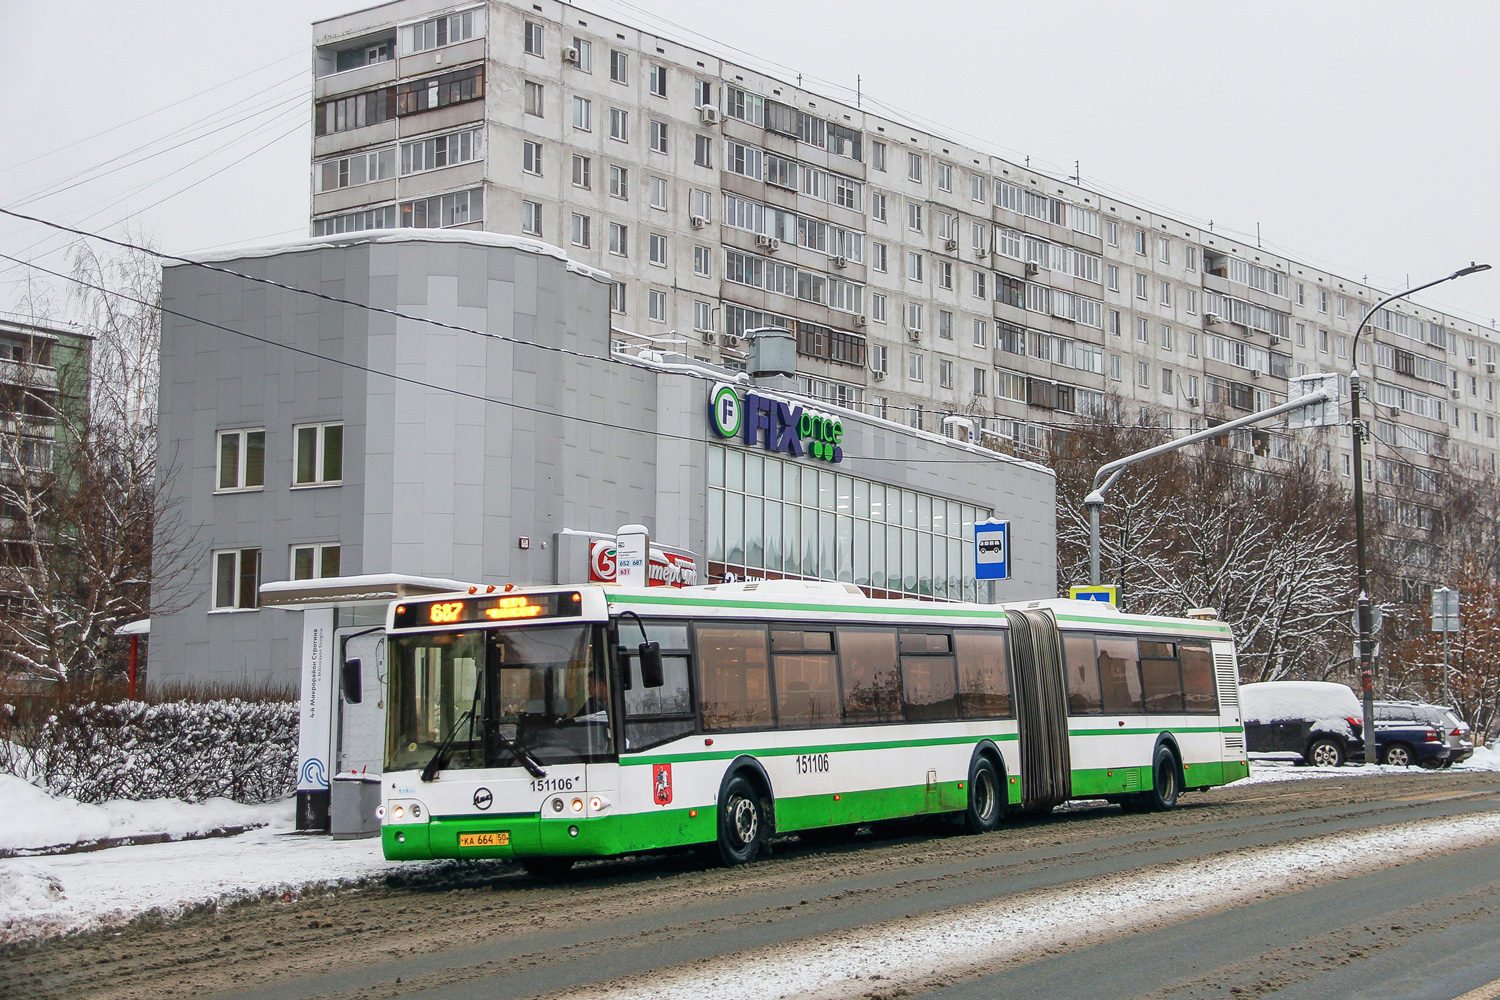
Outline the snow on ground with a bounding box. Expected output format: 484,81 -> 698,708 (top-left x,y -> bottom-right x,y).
0,796 -> 433,943
1236,744 -> 1500,785
1,749 -> 1495,945
0,773 -> 285,853
560,811 -> 1500,1000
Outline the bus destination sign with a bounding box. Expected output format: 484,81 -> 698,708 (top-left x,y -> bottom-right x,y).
392,592 -> 584,630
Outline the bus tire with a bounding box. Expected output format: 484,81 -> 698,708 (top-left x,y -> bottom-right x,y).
519,856 -> 575,878
963,757 -> 1003,834
1141,744 -> 1181,811
716,775 -> 765,866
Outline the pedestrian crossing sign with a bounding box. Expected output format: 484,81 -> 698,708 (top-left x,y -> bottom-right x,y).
1069,585 -> 1118,606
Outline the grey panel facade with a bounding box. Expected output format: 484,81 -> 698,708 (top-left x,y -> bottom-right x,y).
152,232 -> 1054,688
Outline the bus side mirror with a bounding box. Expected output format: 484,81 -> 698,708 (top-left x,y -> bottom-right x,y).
638,642 -> 664,688
342,658 -> 363,704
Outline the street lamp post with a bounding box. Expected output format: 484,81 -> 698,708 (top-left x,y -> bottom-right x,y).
1349,263 -> 1490,765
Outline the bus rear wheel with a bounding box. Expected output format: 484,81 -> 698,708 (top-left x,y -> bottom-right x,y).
963,757 -> 1003,834
716,775 -> 765,866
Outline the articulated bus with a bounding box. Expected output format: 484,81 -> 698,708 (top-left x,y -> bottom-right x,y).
379,581 -> 1247,872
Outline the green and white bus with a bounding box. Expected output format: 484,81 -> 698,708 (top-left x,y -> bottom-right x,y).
378,581 -> 1248,872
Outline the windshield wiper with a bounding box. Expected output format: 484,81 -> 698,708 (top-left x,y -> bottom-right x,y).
420,709 -> 474,782
494,728 -> 548,779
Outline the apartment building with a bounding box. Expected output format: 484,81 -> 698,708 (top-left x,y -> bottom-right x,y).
309,0 -> 1499,584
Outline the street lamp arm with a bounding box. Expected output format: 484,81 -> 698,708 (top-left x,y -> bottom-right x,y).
1349,264 -> 1492,367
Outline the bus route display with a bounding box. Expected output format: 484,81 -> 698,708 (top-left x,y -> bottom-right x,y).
392,592 -> 583,630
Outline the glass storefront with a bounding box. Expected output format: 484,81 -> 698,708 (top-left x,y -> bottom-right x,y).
706,444 -> 994,602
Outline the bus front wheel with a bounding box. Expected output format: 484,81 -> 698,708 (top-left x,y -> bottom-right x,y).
716,775 -> 765,865
963,757 -> 1003,834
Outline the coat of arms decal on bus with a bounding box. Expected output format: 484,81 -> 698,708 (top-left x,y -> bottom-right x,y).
652,763 -> 672,805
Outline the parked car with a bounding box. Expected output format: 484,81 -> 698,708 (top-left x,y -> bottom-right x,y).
1376,701 -> 1474,767
1371,719 -> 1451,768
1240,681 -> 1365,767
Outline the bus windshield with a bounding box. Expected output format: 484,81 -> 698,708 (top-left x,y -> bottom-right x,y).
386,624 -> 612,772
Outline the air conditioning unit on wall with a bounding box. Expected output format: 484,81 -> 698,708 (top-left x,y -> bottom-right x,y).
698,106 -> 722,126
944,238 -> 959,252
852,314 -> 868,327
689,214 -> 707,229
872,368 -> 887,381
562,46 -> 581,64
1025,261 -> 1040,276
906,327 -> 922,342
832,254 -> 848,269
755,233 -> 781,251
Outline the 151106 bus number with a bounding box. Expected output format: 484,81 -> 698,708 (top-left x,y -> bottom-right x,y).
531,777 -> 576,792
795,753 -> 830,774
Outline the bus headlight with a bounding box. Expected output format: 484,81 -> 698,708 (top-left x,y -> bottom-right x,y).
386,799 -> 430,824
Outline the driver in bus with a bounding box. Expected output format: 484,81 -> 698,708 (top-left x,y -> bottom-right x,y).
571,672 -> 609,721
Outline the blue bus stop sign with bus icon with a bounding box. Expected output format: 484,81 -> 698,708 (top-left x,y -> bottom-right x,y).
974,518 -> 1010,580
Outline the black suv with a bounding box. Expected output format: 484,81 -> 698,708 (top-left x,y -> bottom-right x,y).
1376,701 -> 1473,767
1240,681 -> 1365,767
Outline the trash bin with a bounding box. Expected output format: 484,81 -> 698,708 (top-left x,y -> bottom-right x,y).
330,773 -> 382,840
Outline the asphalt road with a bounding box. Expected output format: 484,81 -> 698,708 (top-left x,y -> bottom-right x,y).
5,769 -> 1499,1000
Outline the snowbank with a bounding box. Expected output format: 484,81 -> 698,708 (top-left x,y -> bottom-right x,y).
1240,681 -> 1361,725
0,773 -> 284,853
0,799 -> 429,943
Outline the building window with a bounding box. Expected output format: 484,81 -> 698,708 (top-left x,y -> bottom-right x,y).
216,428 -> 265,492
907,202 -> 922,233
939,358 -> 954,388
570,37 -> 592,72
571,154 -> 591,188
1134,273 -> 1148,300
1159,279 -> 1172,307
611,281 -> 627,313
406,10 -> 475,53
400,187 -> 483,227
936,260 -> 953,290
870,140 -> 886,171
694,78 -> 713,107
609,222 -> 628,256
1185,288 -> 1197,314
524,80 -> 543,117
571,213 -> 590,247
972,270 -> 987,299
524,20 -> 543,56
908,352 -> 924,381
871,243 -> 888,273
694,300 -> 715,333
316,148 -> 395,191
650,120 -> 668,154
972,366 -> 986,396
649,232 -> 667,266
522,140 -> 542,175
907,252 -> 924,283
871,193 -> 887,223
609,163 -> 628,198
649,63 -> 667,97
694,134 -> 712,167
1160,324 -> 1173,350
311,205 -> 397,237
293,422 -> 343,487
1106,221 -> 1119,247
1137,361 -> 1149,387
906,301 -> 924,331
291,543 -> 341,581
972,319 -> 987,347
1137,317 -> 1149,342
572,96 -> 591,131
212,549 -> 260,611
907,152 -> 923,183
1133,230 -> 1147,255
936,162 -> 951,191
1186,246 -> 1197,271
610,50 -> 627,83
650,176 -> 668,209
399,127 -> 482,175
521,200 -> 542,236
609,107 -> 628,142
1161,367 -> 1173,393
1158,239 -> 1170,264
1108,309 -> 1121,336
648,288 -> 667,322
870,343 -> 887,374
694,244 -> 711,277
938,309 -> 953,340
1110,354 -> 1121,381
1318,289 -> 1329,313
871,293 -> 887,323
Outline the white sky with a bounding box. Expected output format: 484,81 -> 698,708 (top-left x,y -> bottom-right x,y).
2,0 -> 1496,325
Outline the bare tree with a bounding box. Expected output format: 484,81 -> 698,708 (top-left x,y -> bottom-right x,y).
0,236 -> 196,682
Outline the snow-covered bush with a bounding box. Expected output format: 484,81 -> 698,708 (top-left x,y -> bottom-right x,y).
0,699 -> 296,804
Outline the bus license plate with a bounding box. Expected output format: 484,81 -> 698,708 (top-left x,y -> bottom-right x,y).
459,831 -> 509,847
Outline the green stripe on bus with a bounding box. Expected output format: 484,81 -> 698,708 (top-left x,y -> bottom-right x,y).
605,592 -> 1010,619
1068,725 -> 1243,736
621,732 -> 1019,766
1053,613 -> 1232,634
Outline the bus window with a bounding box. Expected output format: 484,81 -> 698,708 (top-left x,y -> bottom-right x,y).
1096,635 -> 1144,714
837,628 -> 902,723
955,630 -> 1010,718
774,654 -> 839,727
899,630 -> 957,721
696,625 -> 773,730
1139,640 -> 1184,713
1179,641 -> 1218,713
1062,633 -> 1102,715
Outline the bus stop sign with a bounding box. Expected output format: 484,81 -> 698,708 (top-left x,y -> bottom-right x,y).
1069,585 -> 1118,606
974,518 -> 1010,580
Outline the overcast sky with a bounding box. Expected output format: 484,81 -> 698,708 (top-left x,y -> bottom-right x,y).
2,0 -> 1496,326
